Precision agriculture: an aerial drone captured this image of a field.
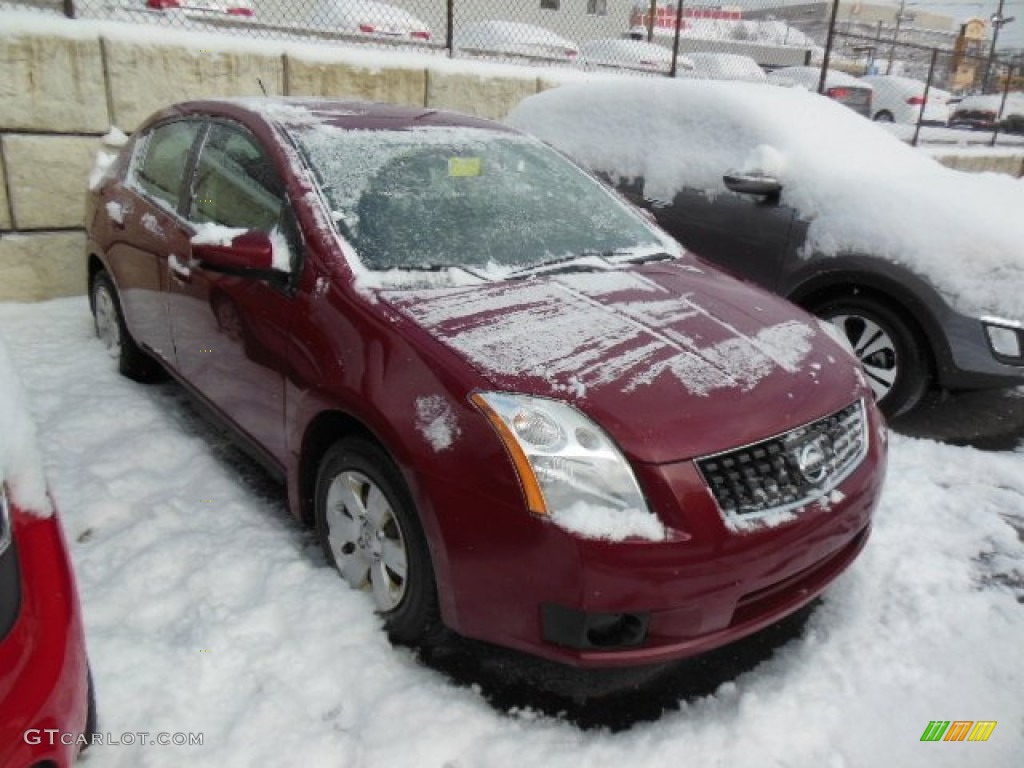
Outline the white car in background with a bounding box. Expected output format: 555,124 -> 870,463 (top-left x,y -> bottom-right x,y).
308,0 -> 431,41
684,52 -> 766,82
860,75 -> 949,124
454,20 -> 579,62
579,38 -> 691,74
145,0 -> 253,16
768,66 -> 873,118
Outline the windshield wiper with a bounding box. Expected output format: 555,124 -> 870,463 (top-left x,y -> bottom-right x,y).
377,264 -> 494,282
621,250 -> 676,265
505,252 -> 615,280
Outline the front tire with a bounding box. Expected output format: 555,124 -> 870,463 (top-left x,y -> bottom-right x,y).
809,294 -> 929,418
90,270 -> 161,381
315,438 -> 442,646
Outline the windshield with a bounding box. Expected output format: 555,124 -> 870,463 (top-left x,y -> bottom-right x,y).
291,126 -> 667,271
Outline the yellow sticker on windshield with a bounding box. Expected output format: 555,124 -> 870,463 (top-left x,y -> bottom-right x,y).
448,157 -> 482,177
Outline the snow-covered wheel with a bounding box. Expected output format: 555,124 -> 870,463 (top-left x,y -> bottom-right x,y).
873,110 -> 895,122
89,270 -> 161,381
315,438 -> 442,646
810,294 -> 929,418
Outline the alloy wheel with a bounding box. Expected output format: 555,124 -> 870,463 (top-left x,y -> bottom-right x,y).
828,313 -> 898,401
324,470 -> 409,612
93,284 -> 122,360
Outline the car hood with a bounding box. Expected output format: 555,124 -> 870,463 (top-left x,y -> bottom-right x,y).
381,263 -> 868,464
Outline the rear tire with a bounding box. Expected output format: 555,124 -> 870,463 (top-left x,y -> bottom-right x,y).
90,270 -> 162,382
315,438 -> 443,647
873,110 -> 895,122
808,294 -> 929,418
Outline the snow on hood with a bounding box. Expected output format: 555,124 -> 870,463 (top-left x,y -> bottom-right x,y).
507,79 -> 1024,322
0,335 -> 51,515
382,266 -> 866,462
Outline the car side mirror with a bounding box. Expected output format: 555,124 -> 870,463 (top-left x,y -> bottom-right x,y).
723,172 -> 783,197
192,230 -> 281,277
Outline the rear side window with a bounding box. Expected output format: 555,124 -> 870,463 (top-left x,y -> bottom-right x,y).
135,121 -> 202,212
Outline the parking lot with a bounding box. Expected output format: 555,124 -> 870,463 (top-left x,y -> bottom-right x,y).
2,296 -> 1021,767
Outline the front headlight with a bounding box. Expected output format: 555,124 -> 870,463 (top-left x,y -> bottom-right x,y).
471,392 -> 650,518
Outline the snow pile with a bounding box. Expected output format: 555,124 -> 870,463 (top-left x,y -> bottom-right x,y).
88,127 -> 129,191
507,79 -> 1024,322
551,501 -> 666,542
0,298 -> 1021,767
191,222 -> 249,247
414,395 -> 459,452
0,335 -> 50,514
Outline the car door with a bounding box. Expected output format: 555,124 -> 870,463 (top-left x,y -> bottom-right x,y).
103,120 -> 204,364
616,177 -> 796,292
169,120 -> 299,465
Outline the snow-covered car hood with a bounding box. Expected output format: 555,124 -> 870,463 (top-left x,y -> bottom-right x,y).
381,264 -> 867,463
507,79 -> 1024,322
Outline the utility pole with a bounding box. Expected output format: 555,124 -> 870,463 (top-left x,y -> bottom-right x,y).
886,0 -> 910,75
983,0 -> 1015,92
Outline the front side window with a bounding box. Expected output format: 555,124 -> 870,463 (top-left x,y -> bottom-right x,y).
541,0 -> 560,10
292,127 -> 667,272
135,121 -> 202,212
188,122 -> 300,275
587,0 -> 608,15
190,123 -> 285,233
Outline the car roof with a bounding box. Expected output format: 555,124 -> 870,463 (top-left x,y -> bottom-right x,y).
151,98 -> 510,135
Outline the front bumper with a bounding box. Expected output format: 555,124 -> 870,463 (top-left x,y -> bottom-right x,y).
422,400 -> 886,668
0,510 -> 90,768
935,311 -> 1024,390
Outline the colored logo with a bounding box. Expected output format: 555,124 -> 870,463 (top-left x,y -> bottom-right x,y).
920,721 -> 997,742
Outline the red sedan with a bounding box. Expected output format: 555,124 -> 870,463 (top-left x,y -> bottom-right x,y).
1,342 -> 94,766
85,99 -> 886,667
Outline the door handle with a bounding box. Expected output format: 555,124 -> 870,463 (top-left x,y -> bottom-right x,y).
169,254 -> 192,284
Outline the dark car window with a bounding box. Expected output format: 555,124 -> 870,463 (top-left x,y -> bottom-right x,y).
189,123 -> 300,273
135,121 -> 203,212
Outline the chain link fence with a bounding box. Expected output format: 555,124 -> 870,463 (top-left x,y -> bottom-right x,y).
2,0 -> 1022,145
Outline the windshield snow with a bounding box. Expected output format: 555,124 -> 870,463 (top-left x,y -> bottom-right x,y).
290,126 -> 666,272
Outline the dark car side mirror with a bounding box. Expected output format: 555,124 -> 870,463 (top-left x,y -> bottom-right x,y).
192,230 -> 283,279
723,172 -> 783,198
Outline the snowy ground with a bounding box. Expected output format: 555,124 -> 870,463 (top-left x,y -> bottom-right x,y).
1,297 -> 1023,767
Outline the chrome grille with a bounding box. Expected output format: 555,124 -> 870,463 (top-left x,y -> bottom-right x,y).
696,400 -> 868,521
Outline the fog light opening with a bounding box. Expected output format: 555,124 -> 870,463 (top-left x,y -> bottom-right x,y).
984,322 -> 1023,359
586,613 -> 647,649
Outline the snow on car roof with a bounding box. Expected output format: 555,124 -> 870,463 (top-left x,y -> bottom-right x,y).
0,333 -> 51,515
954,92 -> 1024,117
507,79 -> 1024,322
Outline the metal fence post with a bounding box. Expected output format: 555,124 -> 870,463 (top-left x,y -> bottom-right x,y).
669,1 -> 685,78
647,0 -> 657,43
63,0 -> 76,19
990,63 -> 1014,146
445,0 -> 454,58
912,48 -> 939,148
818,0 -> 841,94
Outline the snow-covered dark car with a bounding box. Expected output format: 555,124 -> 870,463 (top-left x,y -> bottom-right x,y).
509,80 -> 1024,417
949,93 -> 1024,134
85,98 -> 884,669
